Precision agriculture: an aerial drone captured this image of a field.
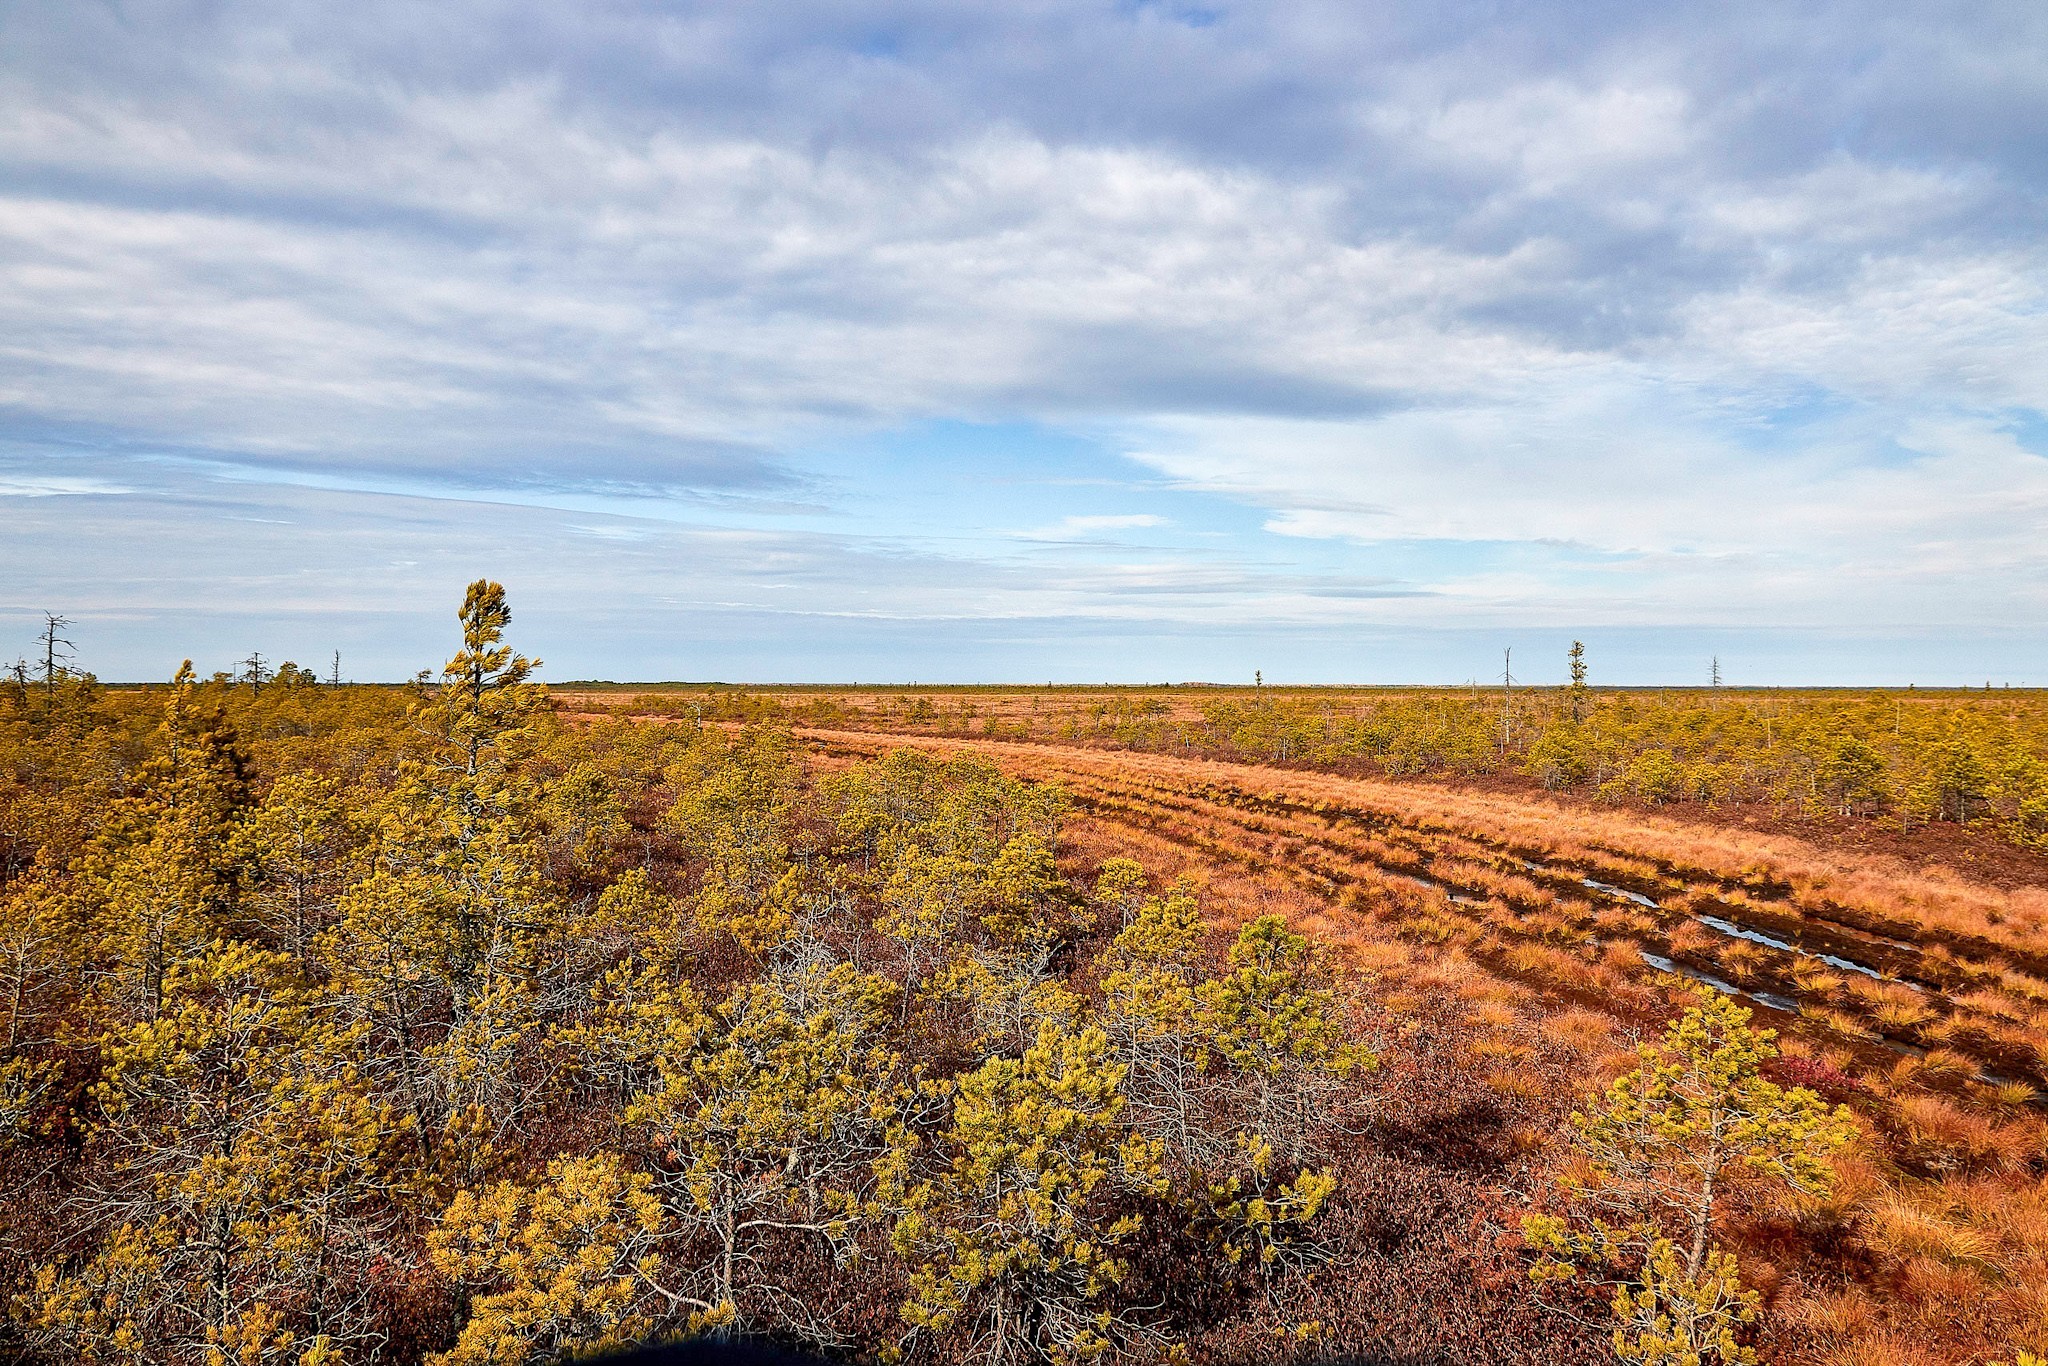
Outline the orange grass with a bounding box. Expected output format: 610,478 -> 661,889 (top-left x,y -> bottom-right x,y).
790,722 -> 2048,1366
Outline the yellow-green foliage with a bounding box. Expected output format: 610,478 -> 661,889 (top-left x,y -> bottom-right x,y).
890,1022 -> 1163,1366
1525,988 -> 1855,1365
428,1154 -> 670,1364
1608,1241 -> 1758,1366
0,583 -> 1377,1366
835,680 -> 2048,845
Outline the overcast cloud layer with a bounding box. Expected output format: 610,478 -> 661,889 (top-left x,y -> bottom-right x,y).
2,1 -> 2044,683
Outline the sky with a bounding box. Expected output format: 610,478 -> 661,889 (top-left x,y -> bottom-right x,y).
2,1 -> 2044,685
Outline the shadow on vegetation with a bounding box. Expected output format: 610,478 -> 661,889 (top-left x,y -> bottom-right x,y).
1368,1095 -> 1510,1171
566,1339 -> 1431,1366
565,1344 -> 828,1366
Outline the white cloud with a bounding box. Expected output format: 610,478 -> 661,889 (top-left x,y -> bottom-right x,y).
1126,395 -> 2048,627
1056,514 -> 1166,531
0,1 -> 2044,674
1378,80 -> 1697,195
0,474 -> 132,497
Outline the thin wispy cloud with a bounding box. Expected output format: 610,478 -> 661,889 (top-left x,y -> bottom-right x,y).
1010,514 -> 1171,540
0,475 -> 132,498
1063,514 -> 1167,531
0,1 -> 2042,681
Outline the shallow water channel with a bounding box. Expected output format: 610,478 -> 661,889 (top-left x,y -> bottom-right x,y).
1637,951 -> 1802,1014
1352,827 -> 2031,1090
1560,866 -> 1908,988
1362,833 -> 1920,1016
1692,913 -> 1891,982
1447,853 -> 1918,1010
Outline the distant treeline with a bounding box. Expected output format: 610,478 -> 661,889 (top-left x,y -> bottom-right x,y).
601,683 -> 2048,847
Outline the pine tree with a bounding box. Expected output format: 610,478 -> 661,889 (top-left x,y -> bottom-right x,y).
664,728 -> 798,903
30,942 -> 399,1362
879,844 -> 981,1003
1195,915 -> 1373,1164
228,775 -> 361,962
319,583 -> 556,1175
442,581 -> 540,781
1525,988 -> 1855,1365
77,663 -> 253,1024
625,961 -> 904,1342
429,1153 -> 672,1364
1096,883 -> 1210,1166
890,1022 -> 1163,1366
1089,859 -> 1148,931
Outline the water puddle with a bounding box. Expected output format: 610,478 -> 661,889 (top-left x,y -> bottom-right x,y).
1441,857 -> 1926,1005
1512,857 -> 1665,911
1818,918 -> 1925,955
1698,914 -> 1796,953
1640,952 -> 1801,1014
1625,971 -> 2033,1093
1693,914 -> 1901,984
1584,877 -> 1660,910
1541,859 -> 1925,972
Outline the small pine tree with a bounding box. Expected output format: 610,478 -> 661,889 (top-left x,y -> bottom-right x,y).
1525,988 -> 1855,1365
1195,915 -> 1373,1164
442,580 -> 542,780
428,1153 -> 674,1363
891,1022 -> 1163,1365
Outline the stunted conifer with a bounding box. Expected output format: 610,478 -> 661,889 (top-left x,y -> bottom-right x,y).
627,960 -> 905,1342
320,583 -> 560,1177
1195,915 -> 1373,1164
228,774 -> 360,963
976,833 -> 1083,948
879,844 -> 980,1003
429,1153 -> 670,1365
1525,988 -> 1855,1365
664,729 -> 798,901
890,1022 -> 1164,1366
1089,859 -> 1148,930
31,942 -> 399,1362
73,664 -> 255,1024
1099,906 -> 1358,1276
1096,882 -> 1209,1165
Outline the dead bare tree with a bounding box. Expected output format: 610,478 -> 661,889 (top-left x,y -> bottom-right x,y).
37,613 -> 73,704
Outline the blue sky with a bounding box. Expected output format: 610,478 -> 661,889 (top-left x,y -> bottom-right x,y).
2,1 -> 2044,684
